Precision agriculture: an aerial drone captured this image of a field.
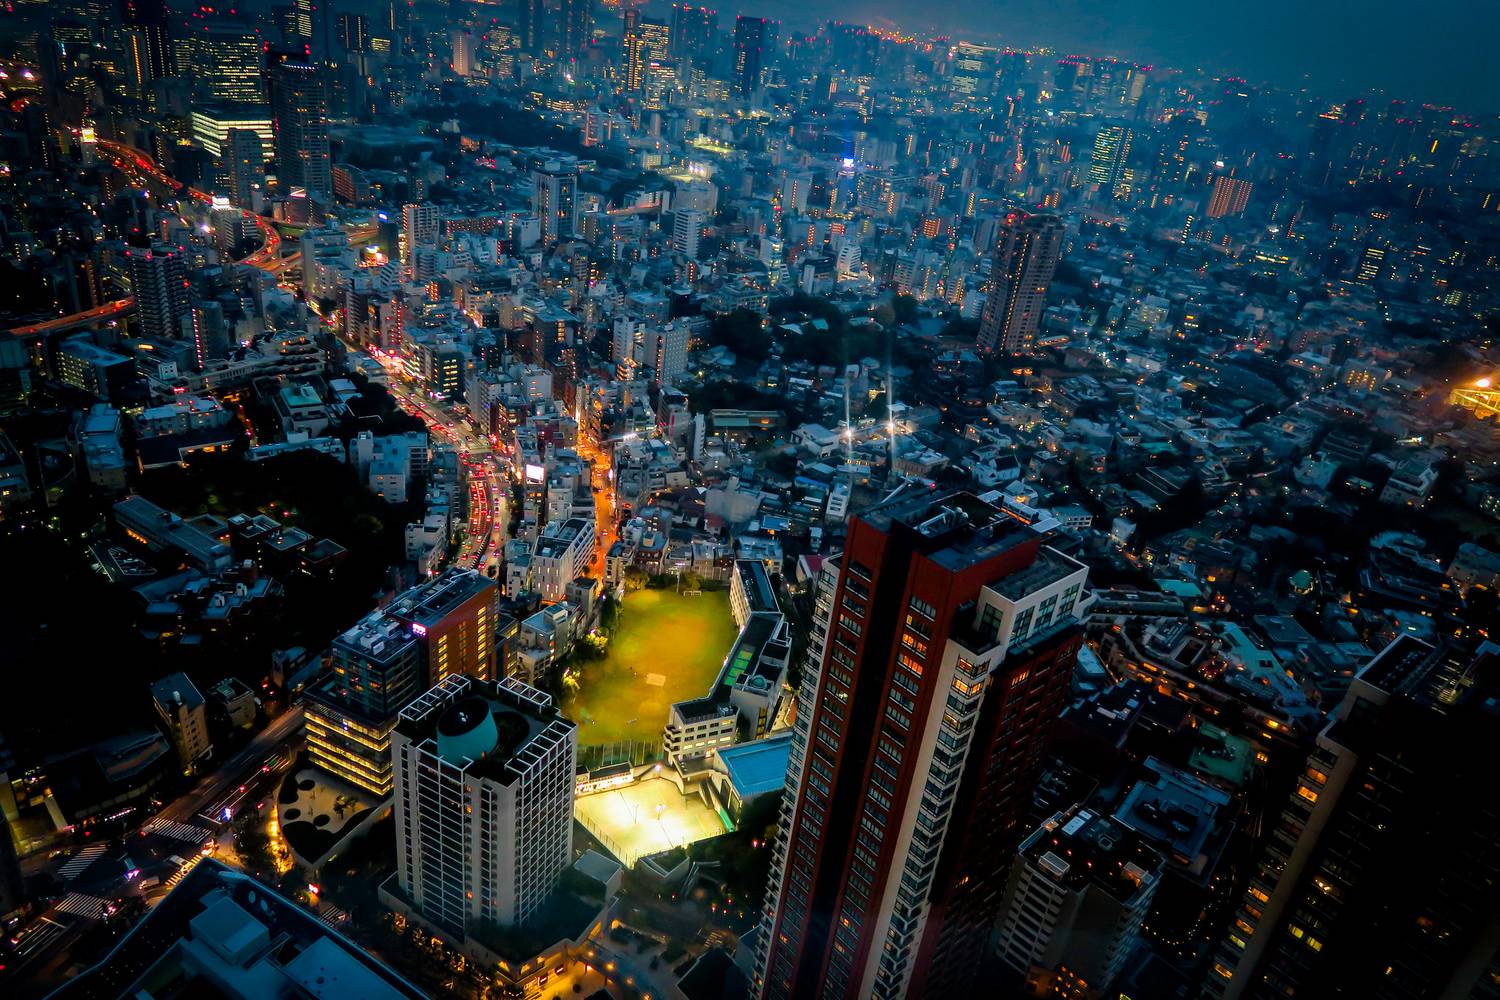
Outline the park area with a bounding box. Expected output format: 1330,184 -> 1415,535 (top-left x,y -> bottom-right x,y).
562,588 -> 739,750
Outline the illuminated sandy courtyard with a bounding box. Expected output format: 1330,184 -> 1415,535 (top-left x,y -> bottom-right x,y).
575,776 -> 728,867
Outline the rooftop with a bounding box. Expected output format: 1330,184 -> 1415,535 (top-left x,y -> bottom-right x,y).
1021,806 -> 1163,905
386,566 -> 495,628
717,732 -> 792,800
734,559 -> 778,615
860,487 -> 1041,574
1114,758 -> 1233,883
150,672 -> 205,712
49,859 -> 426,1000
397,675 -> 575,785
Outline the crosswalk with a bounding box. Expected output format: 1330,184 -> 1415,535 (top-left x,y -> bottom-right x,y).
54,893 -> 110,919
56,844 -> 107,882
318,903 -> 350,927
163,854 -> 204,891
144,818 -> 213,844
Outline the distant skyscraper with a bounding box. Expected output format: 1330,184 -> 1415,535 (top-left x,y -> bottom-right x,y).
644,321 -> 689,387
290,0 -> 315,44
976,212 -> 1063,355
450,28 -> 475,76
119,0 -> 174,101
338,12 -> 368,52
391,674 -> 577,938
1206,173 -> 1253,218
188,18 -> 264,103
559,0 -> 592,58
1205,636 -> 1500,1000
754,489 -> 1091,999
190,103 -> 275,159
670,3 -> 717,64
125,242 -> 193,342
732,15 -> 775,96
401,201 -> 439,266
517,0 -> 545,53
530,155 -> 578,243
951,41 -> 999,98
270,59 -> 331,196
623,17 -> 669,91
672,207 -> 704,259
1089,122 -> 1134,198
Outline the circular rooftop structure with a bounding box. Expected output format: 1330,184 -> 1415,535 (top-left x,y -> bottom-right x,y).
436,697 -> 499,764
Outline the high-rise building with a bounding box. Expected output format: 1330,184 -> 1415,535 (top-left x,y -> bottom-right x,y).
517,0 -> 545,53
1089,122 -> 1134,198
270,59 -> 331,197
1356,244 -> 1387,284
1206,173 -> 1253,219
951,41 -> 999,98
401,201 -> 439,266
623,16 -> 670,91
732,16 -> 775,96
187,17 -> 264,103
150,672 -> 213,771
976,212 -> 1063,355
305,569 -> 499,796
755,489 -> 1092,1000
391,674 -> 577,939
995,805 -> 1163,996
190,102 -> 276,158
530,155 -> 578,243
644,321 -> 690,387
125,242 -> 194,342
450,28 -> 475,76
1205,636 -> 1500,1000
0,811 -> 25,920
672,207 -> 704,258
338,12 -> 368,52
119,0 -> 174,101
224,128 -> 266,209
559,0 -> 592,58
670,3 -> 718,63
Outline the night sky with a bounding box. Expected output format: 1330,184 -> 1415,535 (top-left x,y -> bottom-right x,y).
740,0 -> 1500,112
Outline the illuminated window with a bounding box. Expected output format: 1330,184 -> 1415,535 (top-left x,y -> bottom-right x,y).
1296,785 -> 1319,805
1249,887 -> 1270,904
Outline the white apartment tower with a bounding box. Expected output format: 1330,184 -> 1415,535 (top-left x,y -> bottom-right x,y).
392,675 -> 578,938
672,208 -> 705,258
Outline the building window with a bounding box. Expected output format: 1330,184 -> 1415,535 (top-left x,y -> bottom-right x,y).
1011,607 -> 1034,643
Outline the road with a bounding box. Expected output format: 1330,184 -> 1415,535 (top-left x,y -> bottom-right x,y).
359,346 -> 512,576
2,706 -> 305,992
5,140 -> 282,339
155,705 -> 305,825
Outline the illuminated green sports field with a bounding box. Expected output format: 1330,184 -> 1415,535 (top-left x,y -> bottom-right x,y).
562,588 -> 738,746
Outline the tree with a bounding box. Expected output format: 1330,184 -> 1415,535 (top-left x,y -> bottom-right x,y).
891,294 -> 919,326
707,308 -> 769,361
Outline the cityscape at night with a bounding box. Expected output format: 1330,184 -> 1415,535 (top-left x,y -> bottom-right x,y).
0,1 -> 1498,998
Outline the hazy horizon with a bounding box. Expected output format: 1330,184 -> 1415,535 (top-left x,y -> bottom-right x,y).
688,0 -> 1500,114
